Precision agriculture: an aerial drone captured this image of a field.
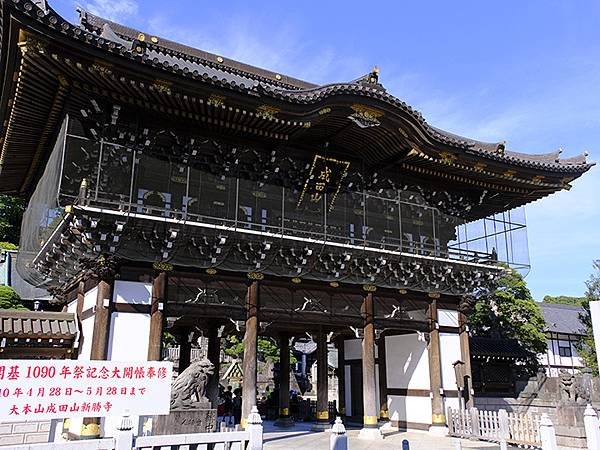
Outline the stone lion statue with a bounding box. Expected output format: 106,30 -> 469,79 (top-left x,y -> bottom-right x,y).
170,358 -> 214,410
559,370 -> 591,404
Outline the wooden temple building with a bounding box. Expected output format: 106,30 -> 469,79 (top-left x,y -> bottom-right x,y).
0,0 -> 592,439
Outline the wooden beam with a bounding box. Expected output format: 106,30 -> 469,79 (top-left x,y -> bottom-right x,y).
147,271 -> 166,361
241,280 -> 259,428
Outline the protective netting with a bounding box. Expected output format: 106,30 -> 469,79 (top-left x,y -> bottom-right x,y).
17,115 -> 530,288
17,119 -> 68,287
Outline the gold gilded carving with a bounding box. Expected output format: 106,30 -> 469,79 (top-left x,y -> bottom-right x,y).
363,284 -> 377,293
247,272 -> 264,281
318,107 -> 331,115
153,261 -> 173,272
532,175 -> 545,183
91,62 -> 113,76
208,94 -> 226,107
348,104 -> 384,128
398,289 -> 407,295
438,152 -> 457,164
473,162 -> 487,172
256,105 -> 280,119
503,169 -> 517,178
428,292 -> 441,299
330,281 -> 340,288
153,80 -> 172,94
291,277 -> 302,284
206,268 -> 217,275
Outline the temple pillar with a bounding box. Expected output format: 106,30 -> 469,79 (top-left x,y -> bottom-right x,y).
378,333 -> 388,421
84,267 -> 114,439
274,333 -> 293,427
178,328 -> 192,374
312,329 -> 329,431
428,298 -> 447,434
90,278 -> 112,361
206,325 -> 221,407
241,279 -> 259,428
147,271 -> 167,361
359,292 -> 383,439
459,312 -> 474,408
336,336 -> 346,417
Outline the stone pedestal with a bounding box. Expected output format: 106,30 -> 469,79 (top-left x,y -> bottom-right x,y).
153,408 -> 217,435
555,404 -> 587,449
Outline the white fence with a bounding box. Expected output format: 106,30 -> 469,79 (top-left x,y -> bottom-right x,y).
448,407 -> 541,448
5,407 -> 263,450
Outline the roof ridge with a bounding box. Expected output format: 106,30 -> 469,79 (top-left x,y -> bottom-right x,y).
78,9 -> 317,91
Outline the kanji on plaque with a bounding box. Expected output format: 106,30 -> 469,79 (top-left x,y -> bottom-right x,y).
297,154 -> 350,212
0,360 -> 172,421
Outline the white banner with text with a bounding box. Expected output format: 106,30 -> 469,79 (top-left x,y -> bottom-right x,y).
0,360 -> 173,421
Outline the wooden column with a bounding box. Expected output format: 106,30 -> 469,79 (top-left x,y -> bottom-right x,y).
90,278 -> 112,361
459,312 -> 474,408
378,334 -> 389,421
274,333 -> 293,427
362,293 -> 378,429
241,280 -> 259,428
428,299 -> 446,428
206,325 -> 221,407
313,328 -> 330,429
147,271 -> 167,361
85,271 -> 114,438
178,328 -> 192,374
336,336 -> 346,416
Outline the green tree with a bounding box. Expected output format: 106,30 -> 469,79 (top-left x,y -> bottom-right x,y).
224,335 -> 296,363
0,195 -> 25,246
470,267 -> 547,377
576,261 -> 600,375
542,295 -> 586,306
0,285 -> 27,310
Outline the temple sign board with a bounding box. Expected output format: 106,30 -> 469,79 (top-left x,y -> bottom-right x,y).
0,360 -> 173,421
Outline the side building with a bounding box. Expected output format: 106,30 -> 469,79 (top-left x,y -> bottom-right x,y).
538,303 -> 586,376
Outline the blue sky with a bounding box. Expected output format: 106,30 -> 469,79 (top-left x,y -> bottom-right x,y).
51,0 -> 600,300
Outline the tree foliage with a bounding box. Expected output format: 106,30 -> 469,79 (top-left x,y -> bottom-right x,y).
224,335 -> 297,364
470,268 -> 546,377
0,195 -> 24,246
0,285 -> 27,310
576,260 -> 600,375
542,295 -> 586,306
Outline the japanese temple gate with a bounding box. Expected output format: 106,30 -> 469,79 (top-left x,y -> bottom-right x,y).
0,0 -> 592,439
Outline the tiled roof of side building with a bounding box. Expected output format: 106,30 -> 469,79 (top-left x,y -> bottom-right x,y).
538,302 -> 586,336
0,310 -> 77,339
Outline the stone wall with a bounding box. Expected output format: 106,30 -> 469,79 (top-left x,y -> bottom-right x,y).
0,420 -> 51,446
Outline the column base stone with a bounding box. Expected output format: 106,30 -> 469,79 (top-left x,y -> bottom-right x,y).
273,416 -> 294,428
311,421 -> 331,432
358,427 -> 384,440
428,424 -> 449,436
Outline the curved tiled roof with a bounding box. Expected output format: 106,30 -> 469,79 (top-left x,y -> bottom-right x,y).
0,0 -> 594,188
71,6 -> 593,174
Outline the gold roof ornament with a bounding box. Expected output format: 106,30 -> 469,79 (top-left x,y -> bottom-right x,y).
207,94 -> 225,107
363,284 -> 377,293
349,104 -> 384,128
256,105 -> 280,120
247,272 -> 264,281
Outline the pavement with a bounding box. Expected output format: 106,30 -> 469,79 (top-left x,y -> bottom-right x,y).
262,421 -> 504,450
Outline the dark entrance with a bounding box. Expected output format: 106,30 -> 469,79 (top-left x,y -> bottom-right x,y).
350,363 -> 364,419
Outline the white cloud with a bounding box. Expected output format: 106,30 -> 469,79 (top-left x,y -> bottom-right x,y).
82,0 -> 138,22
